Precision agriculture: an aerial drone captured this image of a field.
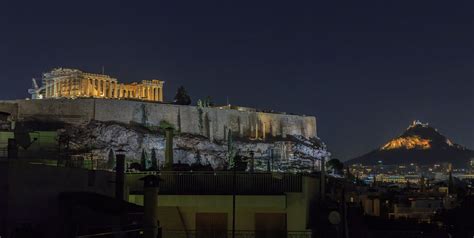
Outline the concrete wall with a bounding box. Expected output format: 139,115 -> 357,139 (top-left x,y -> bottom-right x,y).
0,161 -> 115,238
2,99 -> 317,140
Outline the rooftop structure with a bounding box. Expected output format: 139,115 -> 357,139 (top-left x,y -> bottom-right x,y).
29,68 -> 164,102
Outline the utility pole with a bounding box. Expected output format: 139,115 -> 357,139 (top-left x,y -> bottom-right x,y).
140,175 -> 161,238
115,150 -> 126,201
227,129 -> 236,238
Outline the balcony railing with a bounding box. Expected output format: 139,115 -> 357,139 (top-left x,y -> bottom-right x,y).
162,230 -> 312,238
126,171 -> 303,195
76,229 -> 312,238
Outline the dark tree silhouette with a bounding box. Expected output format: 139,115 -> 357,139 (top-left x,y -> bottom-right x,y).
107,149 -> 115,170
151,148 -> 158,170
140,149 -> 148,170
173,86 -> 191,105
326,158 -> 344,175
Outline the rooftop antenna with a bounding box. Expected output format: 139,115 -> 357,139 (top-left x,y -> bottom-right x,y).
101,66 -> 105,75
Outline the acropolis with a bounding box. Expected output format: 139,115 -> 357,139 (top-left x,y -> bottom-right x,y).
29,68 -> 164,102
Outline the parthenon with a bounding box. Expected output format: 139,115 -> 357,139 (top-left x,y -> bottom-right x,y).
29,68 -> 164,102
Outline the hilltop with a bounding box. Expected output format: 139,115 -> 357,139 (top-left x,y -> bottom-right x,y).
347,121 -> 474,167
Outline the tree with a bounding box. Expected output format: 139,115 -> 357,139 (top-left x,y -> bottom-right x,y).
198,96 -> 214,107
141,149 -> 149,171
326,158 -> 344,175
151,148 -> 158,170
205,96 -> 214,107
174,86 -> 191,105
107,149 -> 115,170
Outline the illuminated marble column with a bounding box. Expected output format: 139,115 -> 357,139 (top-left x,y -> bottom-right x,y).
112,82 -> 117,98
58,79 -> 61,97
106,80 -> 109,97
91,79 -> 94,96
117,85 -> 120,98
44,80 -> 49,98
159,87 -> 163,102
70,78 -> 73,97
100,79 -> 104,97
97,79 -> 101,97
57,79 -> 61,97
53,80 -> 56,97
49,80 -> 53,98
80,78 -> 84,97
45,81 -> 50,98
114,82 -> 117,98
109,81 -> 113,98
111,82 -> 115,98
101,80 -> 103,96
95,79 -> 99,96
53,80 -> 57,97
63,79 -> 68,97
103,80 -> 107,97
86,78 -> 90,97
105,81 -> 110,98
95,79 -> 99,97
68,78 -> 72,97
44,82 -> 48,98
62,79 -> 66,97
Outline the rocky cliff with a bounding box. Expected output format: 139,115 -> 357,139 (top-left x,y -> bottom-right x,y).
60,121 -> 330,172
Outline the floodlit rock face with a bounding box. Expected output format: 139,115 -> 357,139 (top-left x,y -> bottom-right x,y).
348,121 -> 474,167
381,135 -> 432,150
61,121 -> 330,172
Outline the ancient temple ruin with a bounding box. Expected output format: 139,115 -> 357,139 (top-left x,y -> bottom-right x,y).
29,68 -> 164,102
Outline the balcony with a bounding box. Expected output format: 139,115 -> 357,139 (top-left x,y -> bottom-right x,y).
126,171 -> 303,195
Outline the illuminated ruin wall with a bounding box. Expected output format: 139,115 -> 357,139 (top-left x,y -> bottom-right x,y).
1,99 -> 317,141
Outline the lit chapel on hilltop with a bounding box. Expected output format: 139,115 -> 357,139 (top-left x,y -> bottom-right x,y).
29,68 -> 164,102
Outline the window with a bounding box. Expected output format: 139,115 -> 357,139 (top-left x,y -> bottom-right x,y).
255,213 -> 287,238
196,213 -> 227,238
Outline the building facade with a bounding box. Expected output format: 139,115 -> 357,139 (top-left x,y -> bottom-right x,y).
30,68 -> 164,102
126,172 -> 319,238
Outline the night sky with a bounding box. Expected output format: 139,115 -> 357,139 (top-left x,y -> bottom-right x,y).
1,1 -> 473,160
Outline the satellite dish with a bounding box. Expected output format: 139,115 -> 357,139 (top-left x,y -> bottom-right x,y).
328,211 -> 341,225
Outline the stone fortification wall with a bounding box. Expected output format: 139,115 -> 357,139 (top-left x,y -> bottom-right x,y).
17,99 -> 95,124
2,99 -> 317,140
